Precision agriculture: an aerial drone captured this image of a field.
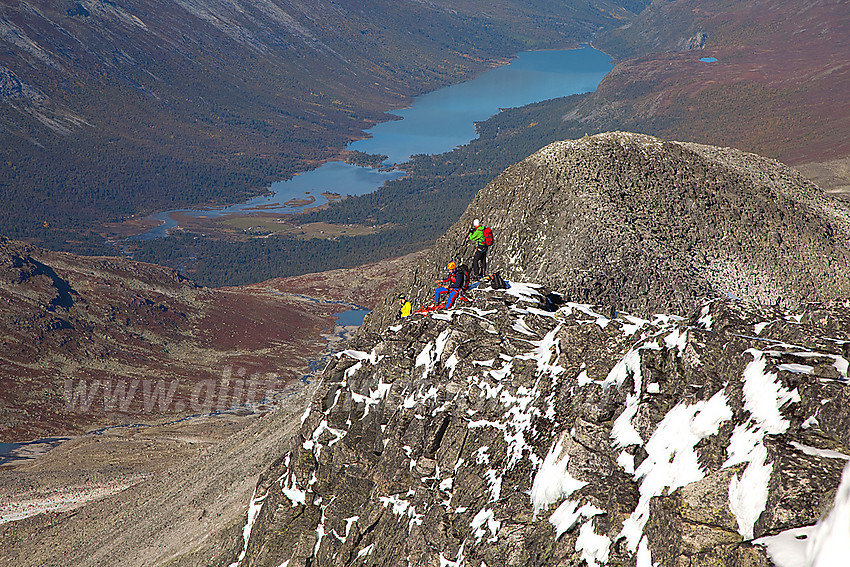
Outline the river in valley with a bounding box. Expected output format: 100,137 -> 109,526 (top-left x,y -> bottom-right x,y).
134,47 -> 613,240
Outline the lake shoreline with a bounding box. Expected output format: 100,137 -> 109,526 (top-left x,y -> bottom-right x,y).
125,46 -> 613,242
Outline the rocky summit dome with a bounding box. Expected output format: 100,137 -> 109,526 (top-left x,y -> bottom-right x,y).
368,132 -> 850,331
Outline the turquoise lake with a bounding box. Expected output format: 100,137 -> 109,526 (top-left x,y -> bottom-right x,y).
135,47 -> 613,240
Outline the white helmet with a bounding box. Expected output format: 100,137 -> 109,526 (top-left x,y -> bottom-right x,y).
473,219 -> 480,227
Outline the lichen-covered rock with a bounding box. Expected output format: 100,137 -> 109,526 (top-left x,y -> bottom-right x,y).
231,283 -> 850,567
367,132 -> 850,332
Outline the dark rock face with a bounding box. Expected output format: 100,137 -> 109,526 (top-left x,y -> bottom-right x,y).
366,133 -> 850,332
232,283 -> 850,567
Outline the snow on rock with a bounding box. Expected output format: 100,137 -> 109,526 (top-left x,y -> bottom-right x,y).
232,289 -> 850,567
530,432 -> 587,515
620,389 -> 733,549
755,461 -> 850,567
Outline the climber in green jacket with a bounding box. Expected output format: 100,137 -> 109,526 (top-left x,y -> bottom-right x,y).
467,219 -> 493,280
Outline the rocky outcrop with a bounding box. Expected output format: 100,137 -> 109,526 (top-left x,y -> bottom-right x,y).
367,133 -> 850,331
232,282 -> 850,566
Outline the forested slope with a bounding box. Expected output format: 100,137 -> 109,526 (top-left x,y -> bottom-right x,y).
0,0 -> 645,252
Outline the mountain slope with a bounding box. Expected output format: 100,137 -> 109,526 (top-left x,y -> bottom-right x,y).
229,284 -> 850,567
0,236 -> 417,439
0,0 -> 647,249
367,132 -> 850,331
578,0 -> 850,165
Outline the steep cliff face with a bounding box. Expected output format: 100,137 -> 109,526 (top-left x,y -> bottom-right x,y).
367,133 -> 850,332
232,283 -> 850,566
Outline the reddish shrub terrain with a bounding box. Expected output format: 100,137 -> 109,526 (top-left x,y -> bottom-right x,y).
0,237 -> 418,440
585,0 -> 850,165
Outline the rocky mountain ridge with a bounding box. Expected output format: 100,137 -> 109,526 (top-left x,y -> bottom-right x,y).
229,281 -> 850,567
218,133 -> 850,567
367,132 -> 850,331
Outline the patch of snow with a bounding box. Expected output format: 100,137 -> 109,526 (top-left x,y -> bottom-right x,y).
605,345 -> 649,449
489,360 -> 513,381
833,356 -> 849,380
512,316 -> 537,336
332,516 -> 359,544
728,442 -> 772,540
517,325 -> 565,377
550,502 -> 605,540
434,329 -> 452,361
620,389 -> 732,550
403,392 -> 417,409
505,282 -> 542,303
646,383 -> 660,394
313,505 -> 328,556
753,526 -> 811,567
438,543 -> 465,567
617,451 -> 635,474
471,508 -> 501,542
697,303 -> 713,330
620,315 -> 649,336
664,329 -> 688,354
337,349 -> 380,364
357,544 -> 375,558
754,321 -> 773,335
344,361 -> 363,382
802,415 -> 820,429
474,446 -> 490,465
564,302 -> 610,328
805,461 -> 850,566
742,349 -> 800,433
549,500 -> 579,539
229,488 -> 268,567
636,536 -> 655,567
278,473 -> 306,507
309,420 -> 346,459
484,469 -> 502,501
723,350 -> 803,541
379,493 -> 410,516
445,353 -> 459,378
777,363 -> 814,374
789,442 -> 850,461
575,520 -> 611,567
469,308 -> 498,316
415,342 -> 436,379
530,433 -> 587,515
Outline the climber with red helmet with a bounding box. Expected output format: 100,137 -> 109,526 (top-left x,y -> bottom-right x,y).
434,261 -> 467,309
